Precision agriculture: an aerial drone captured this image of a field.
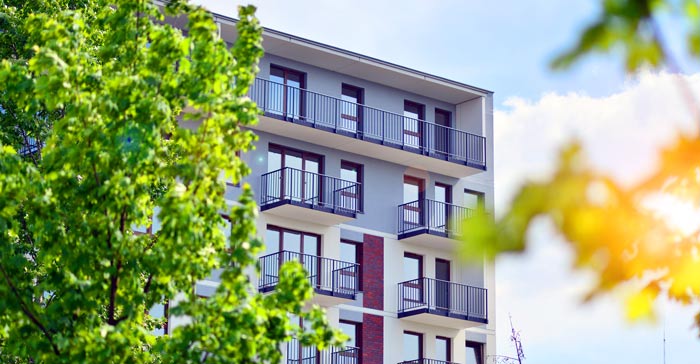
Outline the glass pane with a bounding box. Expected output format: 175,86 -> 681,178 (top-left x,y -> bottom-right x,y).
303,235 -> 319,256
435,338 -> 449,361
403,183 -> 419,203
341,166 -> 358,183
268,72 -> 285,115
464,191 -> 482,210
402,333 -> 420,361
466,346 -> 478,364
268,150 -> 282,172
221,217 -> 231,249
403,256 -> 420,281
435,185 -> 447,203
340,242 -> 357,264
339,322 -> 357,347
284,231 -> 301,253
264,229 -> 279,255
149,303 -> 166,336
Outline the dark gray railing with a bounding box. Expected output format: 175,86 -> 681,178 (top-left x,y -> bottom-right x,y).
260,167 -> 362,214
398,359 -> 458,364
397,199 -> 474,237
287,341 -> 359,364
397,277 -> 487,323
259,251 -> 360,297
248,78 -> 486,169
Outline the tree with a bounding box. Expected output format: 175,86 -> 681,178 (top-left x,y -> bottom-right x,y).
0,0 -> 343,363
463,0 -> 700,333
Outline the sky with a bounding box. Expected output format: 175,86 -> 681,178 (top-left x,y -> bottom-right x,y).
190,1 -> 700,363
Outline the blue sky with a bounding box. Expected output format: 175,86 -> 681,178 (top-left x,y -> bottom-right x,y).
191,1 -> 700,363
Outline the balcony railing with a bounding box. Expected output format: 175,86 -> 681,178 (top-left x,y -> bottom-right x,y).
287,341 -> 359,364
248,78 -> 487,170
397,199 -> 474,238
259,250 -> 360,299
398,359 -> 458,364
260,167 -> 362,215
397,277 -> 487,323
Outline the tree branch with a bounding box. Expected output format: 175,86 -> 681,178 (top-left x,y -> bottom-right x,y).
0,264 -> 60,356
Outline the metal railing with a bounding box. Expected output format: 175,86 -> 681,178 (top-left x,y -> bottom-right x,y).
248,78 -> 487,169
398,359 -> 458,364
260,167 -> 362,214
397,199 -> 474,237
18,137 -> 43,156
397,277 -> 487,322
259,251 -> 360,297
287,341 -> 359,364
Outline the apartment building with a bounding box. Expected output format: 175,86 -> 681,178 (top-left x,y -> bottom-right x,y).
162,8 -> 495,364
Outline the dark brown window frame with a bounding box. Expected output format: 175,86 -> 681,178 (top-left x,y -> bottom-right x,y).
339,319 -> 363,363
403,100 -> 426,147
340,160 -> 363,211
465,341 -> 484,364
270,64 -> 307,119
435,182 -> 452,204
463,188 -> 486,211
403,252 -> 424,303
403,330 -> 424,360
269,144 -> 325,174
340,239 -> 363,291
436,336 -> 452,362
340,83 -> 364,124
265,225 -> 321,255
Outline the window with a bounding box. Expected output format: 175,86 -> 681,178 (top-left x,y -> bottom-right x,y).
403,331 -> 423,361
403,100 -> 425,149
263,226 -> 321,290
465,341 -> 484,364
340,161 -> 363,212
402,176 -> 425,228
340,84 -> 364,133
147,301 -> 168,336
340,240 -> 362,290
434,108 -> 452,156
269,65 -> 305,118
463,189 -> 485,211
402,252 -> 423,303
339,320 -> 362,363
433,183 -> 452,231
436,336 -> 451,362
219,151 -> 242,187
266,145 -> 323,205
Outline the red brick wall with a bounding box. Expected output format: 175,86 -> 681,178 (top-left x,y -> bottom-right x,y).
362,313 -> 383,364
362,233 -> 384,310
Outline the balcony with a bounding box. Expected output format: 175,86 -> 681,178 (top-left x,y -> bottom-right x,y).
260,167 -> 362,225
397,199 -> 473,250
259,251 -> 360,306
287,341 -> 359,364
397,278 -> 487,329
399,360 -> 458,364
248,78 -> 486,178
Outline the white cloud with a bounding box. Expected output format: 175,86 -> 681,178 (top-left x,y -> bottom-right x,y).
494,71 -> 700,364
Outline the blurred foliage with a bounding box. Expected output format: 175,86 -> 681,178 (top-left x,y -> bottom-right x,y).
463,0 -> 700,332
0,0 -> 344,363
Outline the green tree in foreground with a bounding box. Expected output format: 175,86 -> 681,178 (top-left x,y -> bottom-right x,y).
463,0 -> 700,332
0,0 -> 342,362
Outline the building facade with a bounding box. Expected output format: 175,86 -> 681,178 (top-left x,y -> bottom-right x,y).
165,8 -> 496,364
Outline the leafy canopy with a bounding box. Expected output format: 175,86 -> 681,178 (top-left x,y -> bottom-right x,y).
463,0 -> 700,331
0,0 -> 343,363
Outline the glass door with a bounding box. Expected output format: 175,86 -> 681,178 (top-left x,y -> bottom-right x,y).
403,101 -> 424,149
433,183 -> 452,232
435,259 -> 451,311
403,176 -> 424,229
268,146 -> 322,206
434,109 -> 451,157
402,253 -> 423,309
269,65 -> 305,119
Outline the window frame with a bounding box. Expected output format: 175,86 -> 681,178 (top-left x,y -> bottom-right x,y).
465,341 -> 484,364
340,160 -> 363,211
463,188 -> 485,211
436,336 -> 452,362
403,100 -> 425,148
340,239 -> 363,291
403,330 -> 424,360
270,64 -> 307,119
339,319 -> 363,363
